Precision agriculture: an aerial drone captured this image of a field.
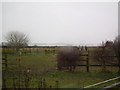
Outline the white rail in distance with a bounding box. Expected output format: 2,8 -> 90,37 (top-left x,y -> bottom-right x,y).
83,76 -> 120,88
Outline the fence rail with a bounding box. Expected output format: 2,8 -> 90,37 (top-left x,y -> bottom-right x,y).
83,76 -> 120,89
77,65 -> 119,66
100,82 -> 120,90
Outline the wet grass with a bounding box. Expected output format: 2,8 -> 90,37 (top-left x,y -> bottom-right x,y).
2,48 -> 120,88
4,70 -> 119,88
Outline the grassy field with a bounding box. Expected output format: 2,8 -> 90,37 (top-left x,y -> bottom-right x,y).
4,70 -> 119,88
2,47 -> 120,88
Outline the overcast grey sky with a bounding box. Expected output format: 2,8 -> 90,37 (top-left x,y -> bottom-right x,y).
2,2 -> 118,46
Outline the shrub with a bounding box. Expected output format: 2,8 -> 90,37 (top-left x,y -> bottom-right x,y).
57,46 -> 80,71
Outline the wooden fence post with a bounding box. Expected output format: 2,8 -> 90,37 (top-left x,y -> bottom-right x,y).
2,72 -> 6,89
49,85 -> 52,88
55,80 -> 59,88
86,50 -> 90,72
5,54 -> 8,70
43,78 -> 46,89
18,51 -> 21,88
12,73 -> 16,89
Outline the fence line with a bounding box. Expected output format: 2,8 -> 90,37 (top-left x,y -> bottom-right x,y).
99,82 -> 120,90
83,76 -> 120,88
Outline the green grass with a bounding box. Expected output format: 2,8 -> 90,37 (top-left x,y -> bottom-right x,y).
7,53 -> 57,71
2,48 -> 120,88
4,70 -> 119,88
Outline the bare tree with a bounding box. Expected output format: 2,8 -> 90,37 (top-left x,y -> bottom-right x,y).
5,31 -> 29,53
113,35 -> 120,73
113,35 -> 120,57
94,41 -> 116,72
94,42 -> 106,72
